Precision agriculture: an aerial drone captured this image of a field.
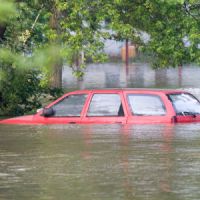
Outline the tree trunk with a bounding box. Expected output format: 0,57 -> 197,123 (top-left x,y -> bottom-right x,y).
0,25 -> 6,41
49,60 -> 63,88
49,5 -> 62,88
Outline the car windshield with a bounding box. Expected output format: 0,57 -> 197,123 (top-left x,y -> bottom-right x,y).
168,93 -> 200,115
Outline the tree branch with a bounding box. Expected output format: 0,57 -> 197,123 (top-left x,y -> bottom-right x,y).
183,1 -> 199,22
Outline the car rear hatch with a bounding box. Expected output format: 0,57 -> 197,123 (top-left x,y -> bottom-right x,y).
168,92 -> 200,123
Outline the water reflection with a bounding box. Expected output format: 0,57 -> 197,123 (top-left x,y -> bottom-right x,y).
114,124 -> 175,199
63,63 -> 200,89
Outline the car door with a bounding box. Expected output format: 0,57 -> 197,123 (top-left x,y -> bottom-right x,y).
124,91 -> 173,124
36,93 -> 88,124
82,91 -> 127,124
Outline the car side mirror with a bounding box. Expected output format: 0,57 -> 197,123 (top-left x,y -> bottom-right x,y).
42,107 -> 55,117
37,108 -> 43,113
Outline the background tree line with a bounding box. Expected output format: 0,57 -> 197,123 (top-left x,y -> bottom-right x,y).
0,0 -> 199,116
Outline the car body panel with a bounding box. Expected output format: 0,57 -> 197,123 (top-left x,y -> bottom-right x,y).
123,90 -> 176,124
36,90 -> 90,124
81,90 -> 127,124
1,89 -> 200,125
175,115 -> 200,123
0,115 -> 40,125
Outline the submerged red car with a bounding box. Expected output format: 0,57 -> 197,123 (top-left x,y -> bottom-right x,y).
1,89 -> 200,125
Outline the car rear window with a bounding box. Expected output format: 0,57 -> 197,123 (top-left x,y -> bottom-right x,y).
168,93 -> 200,115
87,94 -> 124,116
127,94 -> 166,116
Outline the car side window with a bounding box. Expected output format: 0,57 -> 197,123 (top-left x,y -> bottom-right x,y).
87,94 -> 124,117
51,94 -> 87,117
127,94 -> 166,116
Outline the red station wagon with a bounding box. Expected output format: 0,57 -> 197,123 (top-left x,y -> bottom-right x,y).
1,89 -> 200,125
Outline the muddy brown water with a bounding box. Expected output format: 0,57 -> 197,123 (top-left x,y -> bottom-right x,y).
1,124 -> 200,200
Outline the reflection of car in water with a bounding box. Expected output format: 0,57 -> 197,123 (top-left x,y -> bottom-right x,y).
1,89 -> 200,125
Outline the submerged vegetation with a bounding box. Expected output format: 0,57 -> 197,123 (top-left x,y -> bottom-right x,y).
0,0 -> 199,116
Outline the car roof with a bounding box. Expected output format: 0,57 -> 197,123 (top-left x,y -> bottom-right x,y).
70,88 -> 186,94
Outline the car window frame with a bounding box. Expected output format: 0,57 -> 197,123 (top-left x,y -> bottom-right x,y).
126,93 -> 167,116
86,92 -> 125,117
47,93 -> 88,118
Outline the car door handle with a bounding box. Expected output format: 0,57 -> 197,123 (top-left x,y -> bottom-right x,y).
69,122 -> 76,124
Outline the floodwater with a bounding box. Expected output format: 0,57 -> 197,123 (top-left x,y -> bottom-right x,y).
1,63 -> 200,200
63,63 -> 200,90
1,124 -> 200,200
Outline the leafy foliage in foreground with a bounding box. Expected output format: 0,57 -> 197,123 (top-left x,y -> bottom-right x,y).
0,69 -> 42,116
0,69 -> 63,116
0,0 -> 110,115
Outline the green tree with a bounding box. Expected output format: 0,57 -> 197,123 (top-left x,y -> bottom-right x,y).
109,0 -> 200,67
0,0 -> 111,115
0,0 -> 200,115
2,0 -> 110,88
